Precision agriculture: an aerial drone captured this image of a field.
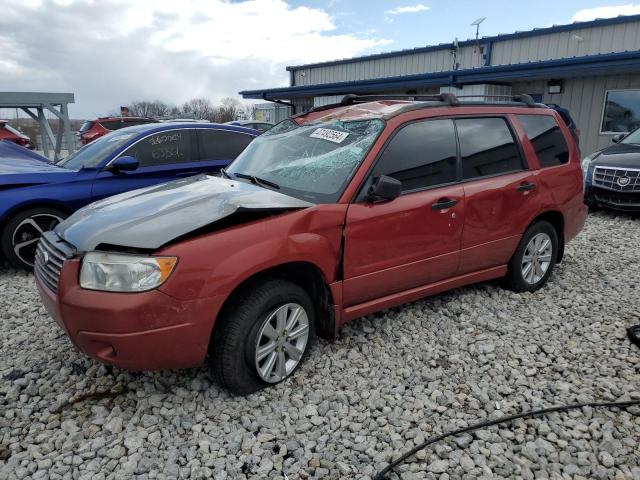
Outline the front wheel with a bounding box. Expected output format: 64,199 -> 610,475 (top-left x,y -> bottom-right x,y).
1,207 -> 67,270
211,278 -> 315,395
504,221 -> 558,293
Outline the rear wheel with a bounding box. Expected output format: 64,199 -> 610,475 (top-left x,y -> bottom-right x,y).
504,221 -> 558,292
1,207 -> 67,270
211,278 -> 315,395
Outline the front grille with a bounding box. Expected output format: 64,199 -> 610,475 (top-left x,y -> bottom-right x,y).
34,232 -> 72,293
592,166 -> 640,192
593,188 -> 640,208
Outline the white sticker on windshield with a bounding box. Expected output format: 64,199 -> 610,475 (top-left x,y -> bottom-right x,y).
310,128 -> 349,144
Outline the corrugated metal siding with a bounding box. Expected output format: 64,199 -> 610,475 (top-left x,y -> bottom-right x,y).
512,73 -> 640,155
292,21 -> 640,87
492,21 -> 640,65
293,45 -> 482,86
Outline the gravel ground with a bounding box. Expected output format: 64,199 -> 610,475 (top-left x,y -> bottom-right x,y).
1,211 -> 639,480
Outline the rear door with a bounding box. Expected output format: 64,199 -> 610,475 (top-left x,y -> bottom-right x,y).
91,128 -> 203,201
196,128 -> 255,172
456,116 -> 539,275
343,118 -> 464,306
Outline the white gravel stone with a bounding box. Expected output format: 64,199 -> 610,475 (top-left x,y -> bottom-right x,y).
1,212 -> 639,479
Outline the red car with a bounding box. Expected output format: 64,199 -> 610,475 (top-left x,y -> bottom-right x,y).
78,116 -> 159,145
36,94 -> 587,394
0,120 -> 33,149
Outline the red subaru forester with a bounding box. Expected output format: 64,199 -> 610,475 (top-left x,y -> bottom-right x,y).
36,94 -> 587,394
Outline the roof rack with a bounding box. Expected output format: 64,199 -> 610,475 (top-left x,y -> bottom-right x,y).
293,92 -> 540,118
453,94 -> 537,107
341,93 -> 460,106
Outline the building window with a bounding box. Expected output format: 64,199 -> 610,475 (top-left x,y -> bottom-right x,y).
600,89 -> 640,134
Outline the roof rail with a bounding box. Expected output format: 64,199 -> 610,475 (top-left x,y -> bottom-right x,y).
453,94 -> 537,107
342,93 -> 460,106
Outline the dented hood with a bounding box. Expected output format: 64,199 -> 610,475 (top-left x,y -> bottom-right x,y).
55,174 -> 313,251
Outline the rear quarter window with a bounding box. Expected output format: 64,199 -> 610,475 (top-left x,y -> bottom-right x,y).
517,115 -> 569,167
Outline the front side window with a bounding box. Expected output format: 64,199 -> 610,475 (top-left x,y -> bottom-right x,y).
601,90 -> 640,133
372,119 -> 457,192
456,117 -> 524,180
122,130 -> 193,167
198,129 -> 254,160
227,118 -> 385,203
56,130 -> 138,169
517,115 -> 569,167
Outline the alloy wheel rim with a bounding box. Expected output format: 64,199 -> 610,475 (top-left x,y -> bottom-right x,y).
255,302 -> 310,383
521,232 -> 553,285
12,214 -> 63,267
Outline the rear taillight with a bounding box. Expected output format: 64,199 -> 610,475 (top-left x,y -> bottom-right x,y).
16,138 -> 30,147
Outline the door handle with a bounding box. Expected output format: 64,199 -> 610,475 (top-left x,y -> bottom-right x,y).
176,172 -> 198,178
431,198 -> 458,210
517,182 -> 536,192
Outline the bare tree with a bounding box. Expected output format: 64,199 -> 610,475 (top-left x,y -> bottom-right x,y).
126,100 -> 177,117
181,98 -> 214,120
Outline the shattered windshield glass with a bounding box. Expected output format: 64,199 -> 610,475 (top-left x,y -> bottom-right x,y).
226,118 -> 385,203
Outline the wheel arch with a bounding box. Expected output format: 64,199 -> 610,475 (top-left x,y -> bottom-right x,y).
528,210 -> 565,263
211,261 -> 336,350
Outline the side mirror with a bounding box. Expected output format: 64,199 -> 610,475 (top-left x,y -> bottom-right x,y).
109,155 -> 139,172
612,133 -> 625,143
367,175 -> 402,202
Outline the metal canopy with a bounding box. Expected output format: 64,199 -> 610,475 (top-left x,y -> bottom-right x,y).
0,92 -> 75,161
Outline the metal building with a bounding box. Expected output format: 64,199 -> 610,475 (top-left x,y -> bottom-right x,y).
241,15 -> 640,155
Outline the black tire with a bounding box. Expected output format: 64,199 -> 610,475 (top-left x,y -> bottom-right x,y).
211,278 -> 316,395
504,221 -> 558,293
1,207 -> 67,270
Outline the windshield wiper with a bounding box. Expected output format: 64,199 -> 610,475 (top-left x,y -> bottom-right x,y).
234,172 -> 280,189
219,167 -> 232,179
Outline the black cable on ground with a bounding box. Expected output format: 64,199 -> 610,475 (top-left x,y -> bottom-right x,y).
373,399 -> 640,480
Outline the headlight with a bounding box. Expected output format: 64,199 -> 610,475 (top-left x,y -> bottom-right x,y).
80,252 -> 178,292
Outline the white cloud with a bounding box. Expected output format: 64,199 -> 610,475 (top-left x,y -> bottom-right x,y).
0,0 -> 391,117
571,3 -> 640,22
385,4 -> 430,15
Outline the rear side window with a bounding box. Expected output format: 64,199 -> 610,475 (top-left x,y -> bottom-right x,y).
123,130 -> 194,166
373,119 -> 457,192
198,129 -> 254,160
517,115 -> 569,167
79,121 -> 93,132
100,120 -> 125,131
456,117 -> 524,180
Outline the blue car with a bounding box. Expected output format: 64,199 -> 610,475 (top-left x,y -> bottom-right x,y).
0,122 -> 258,269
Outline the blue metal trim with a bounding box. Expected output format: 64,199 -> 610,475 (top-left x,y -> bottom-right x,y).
240,51 -> 640,99
284,14 -> 640,72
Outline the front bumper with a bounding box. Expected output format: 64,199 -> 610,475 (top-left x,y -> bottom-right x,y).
36,259 -> 223,370
586,186 -> 640,212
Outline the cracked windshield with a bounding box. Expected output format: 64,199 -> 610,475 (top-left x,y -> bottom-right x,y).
227,118 -> 385,202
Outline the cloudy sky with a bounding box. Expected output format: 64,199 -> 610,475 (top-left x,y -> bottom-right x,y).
1,0 -> 639,118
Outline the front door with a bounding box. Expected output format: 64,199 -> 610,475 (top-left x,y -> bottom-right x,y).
91,129 -> 202,201
343,118 -> 464,306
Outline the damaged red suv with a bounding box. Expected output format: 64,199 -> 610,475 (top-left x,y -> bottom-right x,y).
36,94 -> 587,394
